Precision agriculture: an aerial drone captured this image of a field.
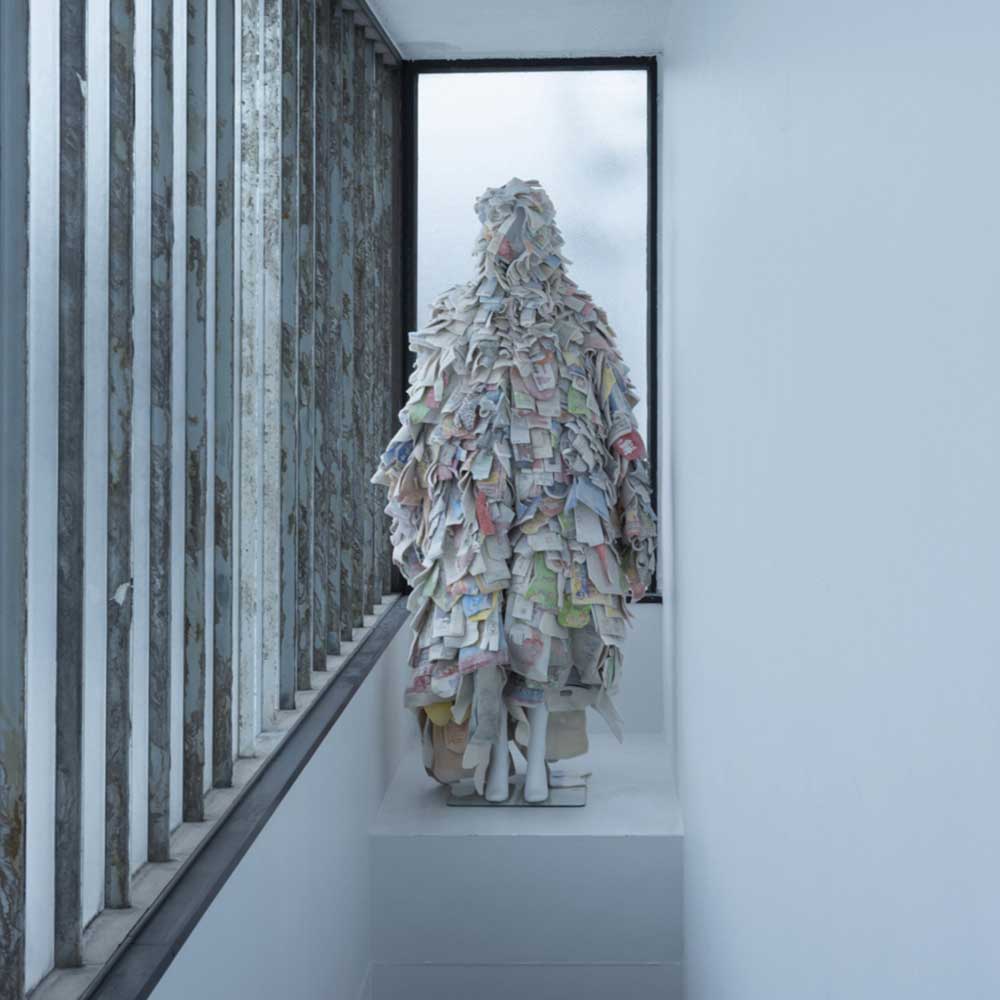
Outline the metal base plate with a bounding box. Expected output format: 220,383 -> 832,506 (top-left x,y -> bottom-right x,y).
447,774 -> 588,807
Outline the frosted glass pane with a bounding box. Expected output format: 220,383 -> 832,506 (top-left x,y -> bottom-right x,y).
417,69 -> 649,441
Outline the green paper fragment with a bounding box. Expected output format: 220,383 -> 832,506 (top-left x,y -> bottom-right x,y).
525,552 -> 558,609
567,385 -> 589,415
558,601 -> 591,629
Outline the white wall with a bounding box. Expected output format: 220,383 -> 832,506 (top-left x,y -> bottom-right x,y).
664,1 -> 1000,996
148,622 -> 413,1000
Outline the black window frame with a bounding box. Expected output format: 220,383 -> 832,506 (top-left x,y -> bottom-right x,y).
399,55 -> 661,601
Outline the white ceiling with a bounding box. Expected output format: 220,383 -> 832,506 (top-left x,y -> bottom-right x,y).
367,0 -> 670,60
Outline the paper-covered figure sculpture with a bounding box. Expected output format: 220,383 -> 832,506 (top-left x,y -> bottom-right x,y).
371,177 -> 656,803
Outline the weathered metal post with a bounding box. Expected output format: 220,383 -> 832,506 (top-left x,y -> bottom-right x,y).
321,0 -> 343,660
148,0 -> 176,862
296,0 -> 317,688
0,1 -> 30,992
106,0 -> 137,909
336,9 -> 358,639
214,0 -> 238,789
279,0 -> 300,706
184,0 -> 209,823
55,0 -> 87,967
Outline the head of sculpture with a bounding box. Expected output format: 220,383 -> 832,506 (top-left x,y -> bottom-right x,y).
472,177 -> 566,285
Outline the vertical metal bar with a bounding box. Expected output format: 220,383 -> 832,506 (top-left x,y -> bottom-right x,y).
322,1 -> 342,656
384,61 -> 397,589
645,61 -> 659,595
373,57 -> 385,591
370,54 -> 383,601
389,62 -> 406,596
312,0 -> 331,671
354,27 -> 373,620
261,0 -> 282,724
238,0 -> 262,756
377,57 -> 394,591
398,60 -> 417,404
106,0 -> 136,910
184,0 -> 209,823
364,33 -> 376,614
362,36 -> 382,612
371,54 -> 383,599
0,1 -> 30,992
337,5 -> 357,641
278,0 -> 299,705
149,0 -> 175,861
374,41 -> 385,606
295,0 -> 316,690
214,0 -> 237,786
55,0 -> 87,967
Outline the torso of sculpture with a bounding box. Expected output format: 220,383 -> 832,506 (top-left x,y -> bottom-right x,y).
372,177 -> 656,803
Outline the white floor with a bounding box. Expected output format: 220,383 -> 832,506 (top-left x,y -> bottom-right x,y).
370,733 -> 684,1000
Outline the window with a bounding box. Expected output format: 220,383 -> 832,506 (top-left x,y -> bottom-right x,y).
406,58 -> 659,540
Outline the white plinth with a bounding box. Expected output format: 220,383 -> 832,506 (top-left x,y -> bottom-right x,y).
370,733 -> 684,1000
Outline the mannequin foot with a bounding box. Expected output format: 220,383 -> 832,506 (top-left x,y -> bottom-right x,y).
486,698 -> 510,802
485,745 -> 509,802
523,704 -> 550,803
524,758 -> 549,803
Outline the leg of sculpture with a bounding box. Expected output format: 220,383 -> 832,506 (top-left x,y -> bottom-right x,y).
524,704 -> 549,803
485,699 -> 510,802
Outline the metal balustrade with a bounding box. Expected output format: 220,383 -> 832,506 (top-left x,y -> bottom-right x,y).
0,3 -> 402,997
